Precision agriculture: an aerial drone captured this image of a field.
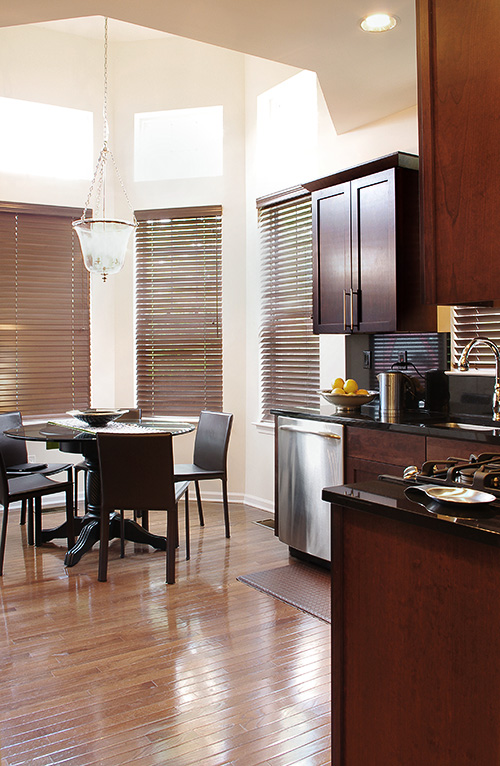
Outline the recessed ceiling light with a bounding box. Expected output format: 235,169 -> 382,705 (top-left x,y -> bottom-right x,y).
360,13 -> 398,32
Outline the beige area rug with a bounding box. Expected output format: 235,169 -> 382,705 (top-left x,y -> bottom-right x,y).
237,561 -> 331,623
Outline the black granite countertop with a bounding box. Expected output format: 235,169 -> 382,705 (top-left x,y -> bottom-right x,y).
323,478 -> 500,547
271,406 -> 500,444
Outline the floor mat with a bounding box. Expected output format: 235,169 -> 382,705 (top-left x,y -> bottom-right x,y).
237,561 -> 331,623
253,518 -> 275,529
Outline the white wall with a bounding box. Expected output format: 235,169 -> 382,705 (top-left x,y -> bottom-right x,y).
0,21 -> 419,508
107,33 -> 248,479
243,58 -> 419,511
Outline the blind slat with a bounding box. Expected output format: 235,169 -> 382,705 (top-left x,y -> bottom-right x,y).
452,306 -> 500,370
0,204 -> 91,417
135,207 -> 223,417
259,194 -> 319,421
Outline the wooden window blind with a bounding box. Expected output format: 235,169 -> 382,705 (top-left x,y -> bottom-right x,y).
258,190 -> 319,421
452,305 -> 500,370
135,206 -> 223,417
0,202 -> 90,418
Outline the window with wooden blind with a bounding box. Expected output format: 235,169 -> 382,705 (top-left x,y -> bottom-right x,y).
258,189 -> 319,421
452,305 -> 500,370
0,202 -> 91,418
135,206 -> 223,417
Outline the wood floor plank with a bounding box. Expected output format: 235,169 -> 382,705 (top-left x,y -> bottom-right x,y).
0,503 -> 331,765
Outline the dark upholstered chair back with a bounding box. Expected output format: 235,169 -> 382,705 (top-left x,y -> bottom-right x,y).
97,432 -> 176,512
0,450 -> 10,508
0,411 -> 27,467
193,411 -> 233,472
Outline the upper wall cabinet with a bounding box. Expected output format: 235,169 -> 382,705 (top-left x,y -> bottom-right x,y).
416,0 -> 500,305
303,153 -> 437,334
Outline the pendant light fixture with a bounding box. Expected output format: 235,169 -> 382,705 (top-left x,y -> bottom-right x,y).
73,17 -> 137,282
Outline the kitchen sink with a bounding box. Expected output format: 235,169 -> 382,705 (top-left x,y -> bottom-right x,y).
431,421 -> 499,433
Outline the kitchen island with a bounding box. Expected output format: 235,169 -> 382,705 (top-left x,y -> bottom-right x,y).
324,478 -> 500,766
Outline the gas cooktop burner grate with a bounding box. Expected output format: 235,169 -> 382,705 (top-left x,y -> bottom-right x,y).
381,453 -> 500,498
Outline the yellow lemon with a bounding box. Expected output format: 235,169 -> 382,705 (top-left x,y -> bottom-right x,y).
357,388 -> 368,396
343,378 -> 358,394
332,377 -> 344,390
332,387 -> 345,395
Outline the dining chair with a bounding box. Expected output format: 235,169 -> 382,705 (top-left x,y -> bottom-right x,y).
0,451 -> 75,575
0,410 -> 74,533
173,411 -> 233,546
96,431 -> 180,583
74,408 -> 142,514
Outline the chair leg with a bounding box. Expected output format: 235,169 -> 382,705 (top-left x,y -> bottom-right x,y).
222,478 -> 230,538
184,489 -> 190,561
194,481 -> 204,526
98,508 -> 110,582
27,499 -> 34,546
120,510 -> 125,558
0,503 -> 9,576
34,497 -> 43,547
20,500 -> 26,526
166,504 -> 177,584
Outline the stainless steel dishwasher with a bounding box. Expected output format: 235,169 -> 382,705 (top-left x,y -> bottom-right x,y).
277,415 -> 343,563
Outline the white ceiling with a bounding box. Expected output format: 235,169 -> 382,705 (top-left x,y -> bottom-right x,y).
0,2 -> 417,134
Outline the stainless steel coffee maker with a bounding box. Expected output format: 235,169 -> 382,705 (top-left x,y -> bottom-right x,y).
377,370 -> 417,419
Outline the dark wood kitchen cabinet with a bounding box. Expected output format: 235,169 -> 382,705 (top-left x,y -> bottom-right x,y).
416,0 -> 500,305
303,153 -> 437,334
328,487 -> 500,766
345,426 -> 426,482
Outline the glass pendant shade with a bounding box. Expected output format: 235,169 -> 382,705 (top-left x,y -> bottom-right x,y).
73,218 -> 136,280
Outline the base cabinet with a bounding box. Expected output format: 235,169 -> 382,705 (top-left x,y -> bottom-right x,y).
331,502 -> 500,765
344,427 -> 425,483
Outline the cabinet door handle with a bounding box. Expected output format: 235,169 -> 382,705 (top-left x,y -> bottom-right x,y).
279,425 -> 341,439
349,287 -> 354,331
343,289 -> 348,332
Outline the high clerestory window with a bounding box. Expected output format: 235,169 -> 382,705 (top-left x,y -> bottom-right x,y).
258,189 -> 319,421
0,202 -> 91,418
135,206 -> 223,417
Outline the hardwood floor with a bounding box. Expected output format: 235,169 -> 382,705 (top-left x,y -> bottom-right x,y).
0,501 -> 331,765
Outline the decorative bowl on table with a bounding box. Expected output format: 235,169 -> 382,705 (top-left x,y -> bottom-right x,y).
67,409 -> 126,427
319,390 -> 377,412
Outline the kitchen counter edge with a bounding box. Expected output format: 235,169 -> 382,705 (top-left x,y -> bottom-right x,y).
322,479 -> 500,548
271,407 -> 500,445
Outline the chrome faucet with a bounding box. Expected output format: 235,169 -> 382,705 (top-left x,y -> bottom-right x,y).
458,336 -> 500,421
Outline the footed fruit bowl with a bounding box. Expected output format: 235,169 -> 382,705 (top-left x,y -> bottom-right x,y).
67,409 -> 125,427
319,390 -> 377,412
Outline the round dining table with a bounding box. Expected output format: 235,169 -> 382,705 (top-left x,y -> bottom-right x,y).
5,418 -> 195,568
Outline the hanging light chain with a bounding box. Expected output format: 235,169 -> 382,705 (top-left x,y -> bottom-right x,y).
76,16 -> 136,225
103,17 -> 109,146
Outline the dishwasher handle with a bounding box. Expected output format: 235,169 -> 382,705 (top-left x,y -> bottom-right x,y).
278,425 -> 341,439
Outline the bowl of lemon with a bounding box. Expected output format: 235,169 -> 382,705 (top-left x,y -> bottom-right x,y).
319,377 -> 377,412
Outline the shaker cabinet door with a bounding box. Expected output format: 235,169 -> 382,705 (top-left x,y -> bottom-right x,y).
313,182 -> 350,333
352,170 -> 397,333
